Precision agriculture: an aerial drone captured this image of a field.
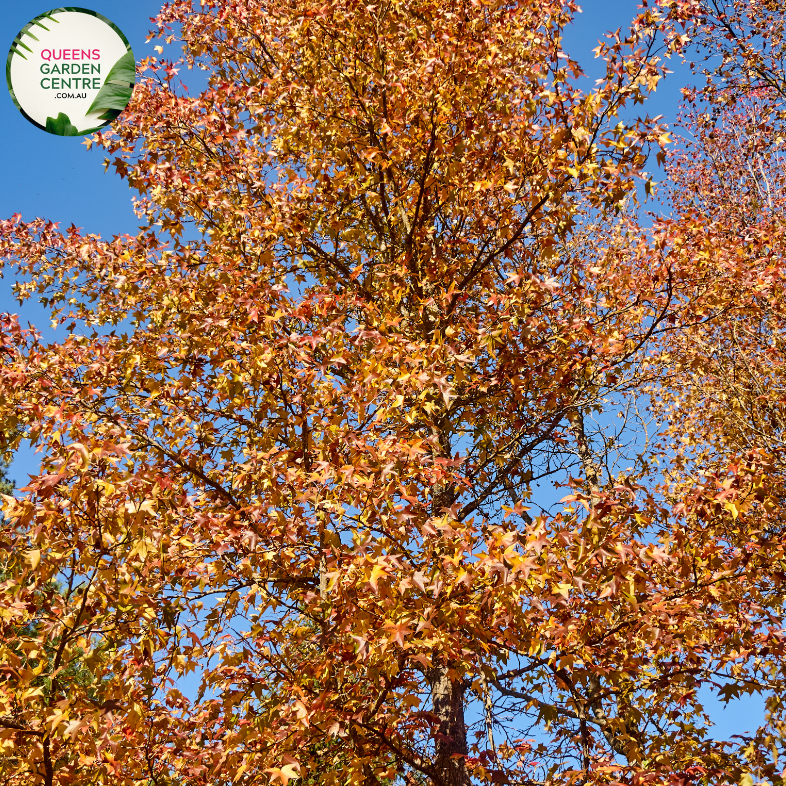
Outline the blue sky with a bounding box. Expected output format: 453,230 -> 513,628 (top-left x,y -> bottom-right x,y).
0,0 -> 764,741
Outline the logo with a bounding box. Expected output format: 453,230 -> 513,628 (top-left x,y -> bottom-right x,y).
6,7 -> 135,136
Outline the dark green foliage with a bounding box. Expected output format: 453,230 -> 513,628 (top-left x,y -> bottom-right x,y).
44,112 -> 81,136
86,50 -> 135,121
0,456 -> 12,498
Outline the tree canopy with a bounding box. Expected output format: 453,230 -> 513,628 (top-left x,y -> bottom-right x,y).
2,1 -> 786,785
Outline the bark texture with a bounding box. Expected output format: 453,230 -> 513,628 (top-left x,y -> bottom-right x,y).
427,665 -> 470,786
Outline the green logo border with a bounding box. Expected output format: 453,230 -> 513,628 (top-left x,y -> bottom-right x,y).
6,7 -> 135,136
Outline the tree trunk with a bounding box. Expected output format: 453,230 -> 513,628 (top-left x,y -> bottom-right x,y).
427,396 -> 469,785
427,664 -> 470,786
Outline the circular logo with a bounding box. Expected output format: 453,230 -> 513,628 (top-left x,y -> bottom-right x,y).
6,8 -> 135,136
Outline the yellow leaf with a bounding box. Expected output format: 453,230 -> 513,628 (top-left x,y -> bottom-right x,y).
64,718 -> 85,741
265,764 -> 301,785
369,564 -> 387,592
26,549 -> 41,570
129,539 -> 149,560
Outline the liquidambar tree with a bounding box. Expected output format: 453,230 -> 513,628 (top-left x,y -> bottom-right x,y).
2,1 -> 786,785
647,2 -> 786,779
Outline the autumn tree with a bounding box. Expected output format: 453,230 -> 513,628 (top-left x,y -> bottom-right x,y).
3,1 -> 786,786
652,87 -> 786,468
651,0 -> 786,471
676,0 -> 786,106
641,4 -> 786,779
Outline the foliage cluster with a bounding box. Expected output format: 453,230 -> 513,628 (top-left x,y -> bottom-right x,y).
2,1 -> 786,785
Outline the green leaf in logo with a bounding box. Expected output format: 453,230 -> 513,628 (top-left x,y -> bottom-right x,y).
86,50 -> 135,120
45,112 -> 81,136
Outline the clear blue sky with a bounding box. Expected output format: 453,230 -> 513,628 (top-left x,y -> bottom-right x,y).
0,0 -> 762,740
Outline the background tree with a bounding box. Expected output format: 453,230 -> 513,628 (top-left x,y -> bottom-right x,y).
676,0 -> 786,107
645,3 -> 786,780
2,1 -> 786,786
0,458 -> 11,498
